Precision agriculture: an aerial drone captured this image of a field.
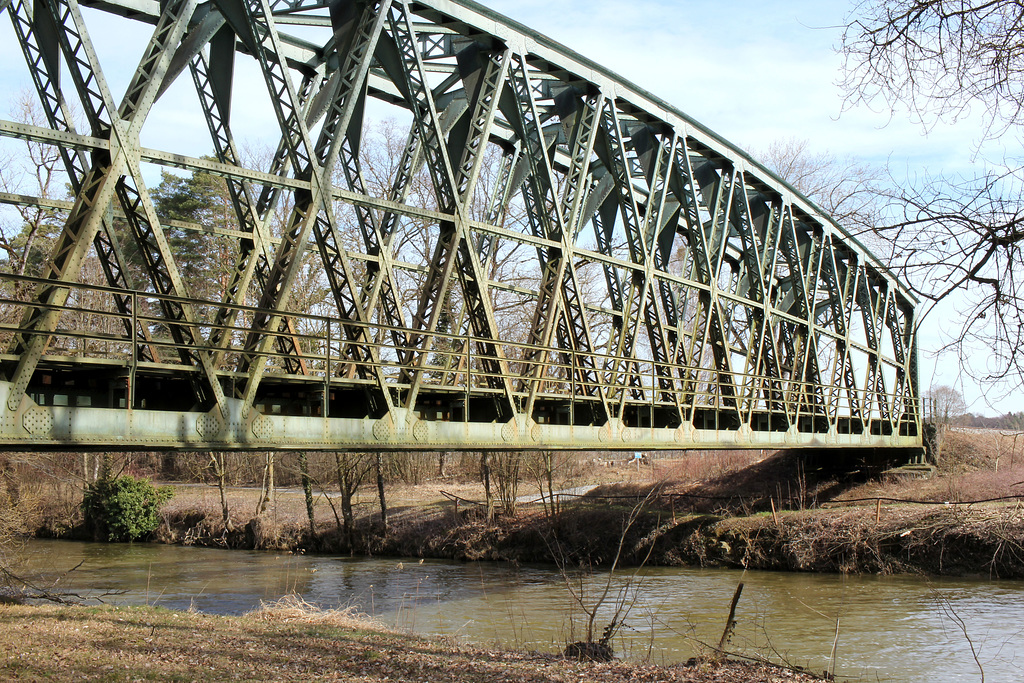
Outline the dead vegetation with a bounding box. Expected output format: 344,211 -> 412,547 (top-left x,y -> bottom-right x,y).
0,602 -> 822,682
249,594 -> 395,631
5,429 -> 1024,578
689,504 -> 1024,576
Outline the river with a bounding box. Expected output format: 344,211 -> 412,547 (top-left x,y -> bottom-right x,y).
16,539 -> 1024,681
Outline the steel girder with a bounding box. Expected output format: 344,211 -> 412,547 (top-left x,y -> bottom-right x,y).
0,0 -> 921,452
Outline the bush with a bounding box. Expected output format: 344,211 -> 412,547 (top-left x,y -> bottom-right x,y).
81,476 -> 173,542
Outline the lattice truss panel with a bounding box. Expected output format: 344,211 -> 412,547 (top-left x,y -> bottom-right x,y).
0,0 -> 921,449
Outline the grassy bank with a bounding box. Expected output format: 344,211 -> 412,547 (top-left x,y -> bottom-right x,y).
0,601 -> 820,682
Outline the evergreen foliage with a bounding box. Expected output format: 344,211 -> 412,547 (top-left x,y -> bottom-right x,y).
81,475 -> 173,542
148,164 -> 237,300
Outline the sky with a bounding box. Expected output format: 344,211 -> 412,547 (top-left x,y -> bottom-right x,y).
0,0 -> 1020,415
474,0 -> 1022,415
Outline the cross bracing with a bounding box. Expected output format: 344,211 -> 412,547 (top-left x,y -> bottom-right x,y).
0,0 -> 921,452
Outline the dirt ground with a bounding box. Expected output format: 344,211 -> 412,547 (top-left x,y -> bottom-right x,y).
0,601 -> 822,682
156,430 -> 1024,531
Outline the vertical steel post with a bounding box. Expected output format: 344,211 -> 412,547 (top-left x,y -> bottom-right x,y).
129,290 -> 137,409
465,329 -> 470,423
324,320 -> 331,419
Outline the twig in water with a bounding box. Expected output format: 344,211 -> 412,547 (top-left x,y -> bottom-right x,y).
935,592 -> 985,682
828,615 -> 840,679
0,560 -> 114,604
717,582 -> 744,653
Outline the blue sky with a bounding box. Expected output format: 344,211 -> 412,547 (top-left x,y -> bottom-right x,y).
475,0 -> 1019,413
482,0 -> 999,170
0,0 -> 1019,414
478,0 -> 1018,415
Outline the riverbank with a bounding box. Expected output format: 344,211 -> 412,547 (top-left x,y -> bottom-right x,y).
0,601 -> 820,682
135,447 -> 1024,578
147,494 -> 1024,577
28,432 -> 1024,577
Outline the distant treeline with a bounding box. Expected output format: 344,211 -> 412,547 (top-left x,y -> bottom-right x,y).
955,412 -> 1024,431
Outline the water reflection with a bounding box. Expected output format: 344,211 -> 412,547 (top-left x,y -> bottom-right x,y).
19,540 -> 1024,681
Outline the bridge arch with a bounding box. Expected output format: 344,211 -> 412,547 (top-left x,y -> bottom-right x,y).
0,0 -> 920,452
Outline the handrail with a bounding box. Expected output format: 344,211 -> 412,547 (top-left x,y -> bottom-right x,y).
0,273 -> 921,424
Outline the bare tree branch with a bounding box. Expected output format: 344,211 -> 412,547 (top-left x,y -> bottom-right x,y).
841,0 -> 1024,141
866,166 -> 1024,384
839,2 -> 1024,389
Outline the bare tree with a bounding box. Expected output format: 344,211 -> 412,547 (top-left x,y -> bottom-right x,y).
255,453 -> 276,516
867,169 -> 1024,385
757,137 -> 884,233
297,451 -> 316,541
526,450 -> 560,518
928,385 -> 968,425
374,452 -> 388,533
480,451 -> 494,521
840,0 -> 1024,389
524,450 -> 582,518
557,489 -> 659,661
207,452 -> 234,533
0,455 -> 41,597
0,92 -> 68,287
840,0 -> 1024,141
334,451 -> 372,546
490,450 -> 522,516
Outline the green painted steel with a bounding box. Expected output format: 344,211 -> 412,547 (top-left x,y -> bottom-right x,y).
0,0 -> 921,452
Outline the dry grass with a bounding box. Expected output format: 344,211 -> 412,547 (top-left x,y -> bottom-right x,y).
650,451 -> 769,483
843,463 -> 1024,505
939,428 -> 1024,474
248,594 -> 394,632
842,429 -> 1024,505
0,603 -> 820,682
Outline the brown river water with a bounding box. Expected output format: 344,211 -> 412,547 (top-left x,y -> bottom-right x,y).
18,539 -> 1024,681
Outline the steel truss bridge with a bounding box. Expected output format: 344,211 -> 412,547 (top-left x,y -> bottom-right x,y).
0,0 -> 922,454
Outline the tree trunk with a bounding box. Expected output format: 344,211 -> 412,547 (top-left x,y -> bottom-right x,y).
257,452 -> 276,516
299,451 -> 316,542
268,451 -> 275,506
209,452 -> 233,532
375,453 -> 388,533
341,492 -> 354,545
335,453 -> 355,547
544,452 -> 557,517
481,452 -> 493,521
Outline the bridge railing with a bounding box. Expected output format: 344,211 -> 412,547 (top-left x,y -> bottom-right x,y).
0,272 -> 920,438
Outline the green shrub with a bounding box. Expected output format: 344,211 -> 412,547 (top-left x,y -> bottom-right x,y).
81,476 -> 173,542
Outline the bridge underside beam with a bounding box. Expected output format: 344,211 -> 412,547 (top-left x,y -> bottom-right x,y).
0,0 -> 921,453
0,372 -> 920,452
